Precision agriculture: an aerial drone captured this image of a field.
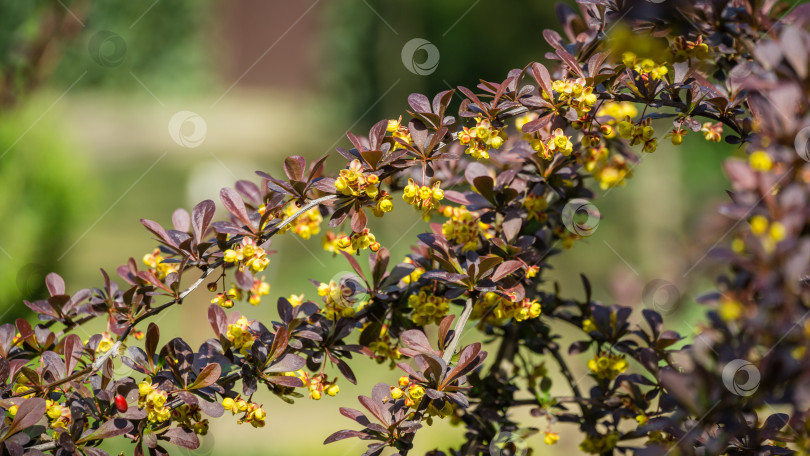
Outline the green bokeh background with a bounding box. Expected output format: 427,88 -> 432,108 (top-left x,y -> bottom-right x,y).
0,0 -> 750,454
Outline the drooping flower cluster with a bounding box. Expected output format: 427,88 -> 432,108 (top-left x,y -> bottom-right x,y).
400,257 -> 425,285
403,179 -> 444,214
387,117 -> 413,150
522,193 -> 548,222
596,101 -> 638,127
622,51 -> 669,80
749,214 -> 786,254
441,206 -> 490,252
670,35 -> 710,62
472,292 -> 541,323
279,204 -> 322,240
535,128 -> 574,159
225,316 -> 256,354
335,159 -> 381,198
301,372 -> 340,400
587,351 -> 628,380
222,237 -> 269,273
211,277 -> 270,308
335,228 -> 380,253
223,396 -> 266,428
46,399 -> 71,433
366,325 -> 402,364
322,231 -> 356,255
317,279 -> 368,319
143,248 -> 179,280
458,117 -> 507,160
171,404 -> 209,435
616,117 -> 658,153
408,287 -> 451,326
138,379 -> 171,423
551,78 -> 598,117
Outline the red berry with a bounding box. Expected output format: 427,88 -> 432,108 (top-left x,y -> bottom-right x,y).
114,394 -> 128,413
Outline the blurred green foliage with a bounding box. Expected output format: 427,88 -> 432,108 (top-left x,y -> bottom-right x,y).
0,0 -> 214,102
52,0 -> 215,94
0,97 -> 93,315
322,0 -> 574,121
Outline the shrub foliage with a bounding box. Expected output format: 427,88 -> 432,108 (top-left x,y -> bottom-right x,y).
4,1 -> 810,455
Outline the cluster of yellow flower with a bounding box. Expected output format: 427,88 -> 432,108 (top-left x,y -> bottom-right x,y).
622,52 -> 669,81
138,379 -> 171,423
523,193 -> 549,222
537,128 -> 574,160
279,204 -> 322,240
403,179 -> 444,214
580,431 -> 620,454
389,376 -> 424,408
317,280 -> 368,319
551,78 -> 598,117
597,101 -> 639,127
670,35 -> 710,62
749,150 -> 773,172
441,206 -> 490,252
171,404 -> 209,435
322,231 -> 355,255
301,372 -> 340,400
471,292 -> 541,323
95,332 -> 114,353
749,215 -> 786,254
225,316 -> 256,354
211,277 -> 270,309
387,117 -> 413,150
335,228 -> 380,253
718,295 -> 744,321
223,237 -> 269,273
143,248 -> 179,280
362,323 -> 402,364
335,158 -> 393,214
545,432 -> 560,445
554,226 -> 580,249
592,153 -> 633,190
369,338 -> 402,365
701,122 -> 723,142
373,194 -> 394,217
616,118 -> 658,153
223,396 -> 266,428
335,159 -> 381,198
587,352 -> 628,380
401,257 -> 425,285
408,287 -> 451,326
287,293 -> 305,307
458,117 -> 507,160
424,401 -> 456,426
46,399 -> 71,433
